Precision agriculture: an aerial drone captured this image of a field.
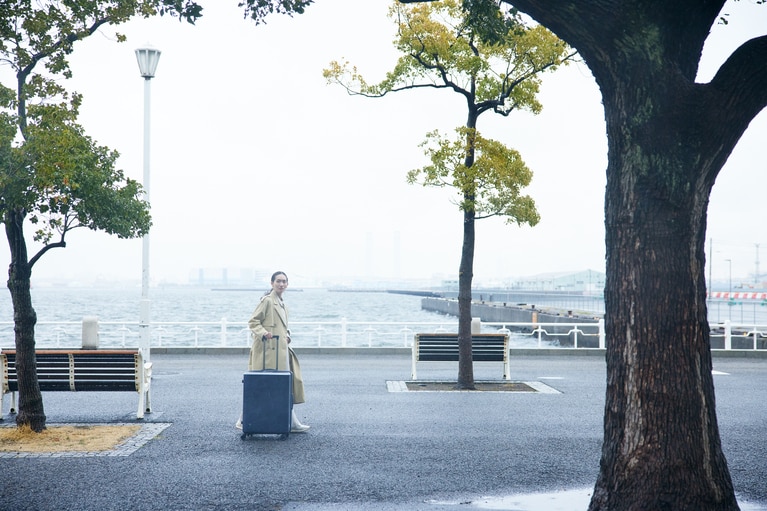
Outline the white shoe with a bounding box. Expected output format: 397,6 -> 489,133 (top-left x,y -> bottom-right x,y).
291,410 -> 310,432
235,418 -> 242,430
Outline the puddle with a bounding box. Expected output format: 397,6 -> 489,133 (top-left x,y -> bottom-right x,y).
465,489 -> 766,511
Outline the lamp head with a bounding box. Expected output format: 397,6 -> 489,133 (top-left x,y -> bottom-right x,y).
135,46 -> 161,78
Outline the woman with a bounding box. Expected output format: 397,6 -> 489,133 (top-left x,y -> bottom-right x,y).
237,271 -> 309,433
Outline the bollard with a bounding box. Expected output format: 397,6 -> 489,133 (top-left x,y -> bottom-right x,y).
471,317 -> 481,334
82,316 -> 99,349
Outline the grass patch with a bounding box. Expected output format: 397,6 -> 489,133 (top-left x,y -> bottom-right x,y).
0,424 -> 141,453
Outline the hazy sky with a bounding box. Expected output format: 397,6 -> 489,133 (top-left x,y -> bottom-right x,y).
2,0 -> 766,288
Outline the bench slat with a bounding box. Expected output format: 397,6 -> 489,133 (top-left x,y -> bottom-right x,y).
1,348 -> 150,418
412,333 -> 510,380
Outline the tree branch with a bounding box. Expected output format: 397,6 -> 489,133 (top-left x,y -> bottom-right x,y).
709,35 -> 767,121
28,241 -> 64,269
17,15 -> 112,136
409,51 -> 473,102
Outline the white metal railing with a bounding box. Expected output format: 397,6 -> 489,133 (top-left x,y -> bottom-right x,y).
483,320 -> 606,349
0,318 -> 764,351
709,320 -> 767,350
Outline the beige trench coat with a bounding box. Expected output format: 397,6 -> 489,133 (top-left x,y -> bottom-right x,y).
247,290 -> 305,404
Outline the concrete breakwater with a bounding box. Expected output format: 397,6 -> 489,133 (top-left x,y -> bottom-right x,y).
421,297 -> 603,347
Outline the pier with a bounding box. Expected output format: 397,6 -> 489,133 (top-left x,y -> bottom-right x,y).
421,297 -> 602,347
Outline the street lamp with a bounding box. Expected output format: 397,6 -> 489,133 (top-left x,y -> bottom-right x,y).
135,45 -> 161,362
725,258 -> 732,321
725,258 -> 732,296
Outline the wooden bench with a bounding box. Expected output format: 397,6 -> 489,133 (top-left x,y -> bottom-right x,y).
411,333 -> 510,380
1,349 -> 152,420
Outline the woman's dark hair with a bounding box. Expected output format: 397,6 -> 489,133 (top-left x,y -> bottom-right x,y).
265,271 -> 288,296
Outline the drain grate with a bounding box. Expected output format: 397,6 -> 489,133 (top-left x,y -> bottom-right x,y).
386,380 -> 561,393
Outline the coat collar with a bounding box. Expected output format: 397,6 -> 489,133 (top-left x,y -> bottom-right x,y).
268,290 -> 288,325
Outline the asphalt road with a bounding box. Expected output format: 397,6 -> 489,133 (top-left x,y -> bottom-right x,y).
1,352 -> 764,511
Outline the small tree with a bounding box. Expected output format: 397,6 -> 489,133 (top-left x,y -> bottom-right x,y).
0,0 -> 201,432
407,128 -> 539,387
325,0 -> 571,387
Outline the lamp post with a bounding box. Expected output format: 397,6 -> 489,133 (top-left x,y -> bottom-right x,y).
725,258 -> 732,296
135,46 -> 161,362
725,258 -> 732,321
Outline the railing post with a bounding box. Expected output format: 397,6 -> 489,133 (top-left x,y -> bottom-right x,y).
598,319 -> 605,349
82,316 -> 99,349
724,320 -> 732,350
53,326 -> 65,347
119,325 -> 129,348
341,317 -> 348,348
220,317 -> 227,347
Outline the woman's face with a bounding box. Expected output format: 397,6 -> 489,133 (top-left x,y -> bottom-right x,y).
272,274 -> 288,297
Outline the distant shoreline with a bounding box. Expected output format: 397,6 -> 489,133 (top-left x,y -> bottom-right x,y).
211,288 -> 304,292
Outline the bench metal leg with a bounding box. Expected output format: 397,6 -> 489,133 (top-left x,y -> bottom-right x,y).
504,356 -> 510,381
137,392 -> 145,420
137,387 -> 152,419
136,361 -> 152,419
145,387 -> 152,414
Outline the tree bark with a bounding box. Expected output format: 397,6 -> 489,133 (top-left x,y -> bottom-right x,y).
457,111 -> 480,389
5,208 -> 46,432
456,207 -> 476,389
593,100 -> 736,508
493,0 -> 767,508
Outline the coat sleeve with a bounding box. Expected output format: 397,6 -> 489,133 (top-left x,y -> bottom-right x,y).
248,296 -> 273,340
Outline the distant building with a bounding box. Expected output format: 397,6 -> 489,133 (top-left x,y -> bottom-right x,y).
514,270 -> 605,293
190,268 -> 271,287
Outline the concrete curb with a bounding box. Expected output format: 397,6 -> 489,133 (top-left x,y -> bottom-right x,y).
148,346 -> 767,358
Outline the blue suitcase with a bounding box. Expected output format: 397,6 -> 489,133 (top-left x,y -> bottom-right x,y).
241,336 -> 293,440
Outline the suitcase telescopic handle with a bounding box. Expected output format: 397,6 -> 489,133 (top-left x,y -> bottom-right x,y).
261,335 -> 280,370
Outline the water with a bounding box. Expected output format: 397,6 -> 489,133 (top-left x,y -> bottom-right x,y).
3,286 -> 764,349
0,286 -> 451,324
5,285 -> 766,326
0,286 -> 468,349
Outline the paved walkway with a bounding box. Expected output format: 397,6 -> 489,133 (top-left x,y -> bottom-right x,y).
1,352 -> 765,510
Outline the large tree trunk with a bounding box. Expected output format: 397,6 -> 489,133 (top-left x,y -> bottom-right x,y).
582,8 -> 746,508
583,8 -> 756,507
591,100 -> 736,509
5,208 -> 46,432
492,1 -> 767,508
